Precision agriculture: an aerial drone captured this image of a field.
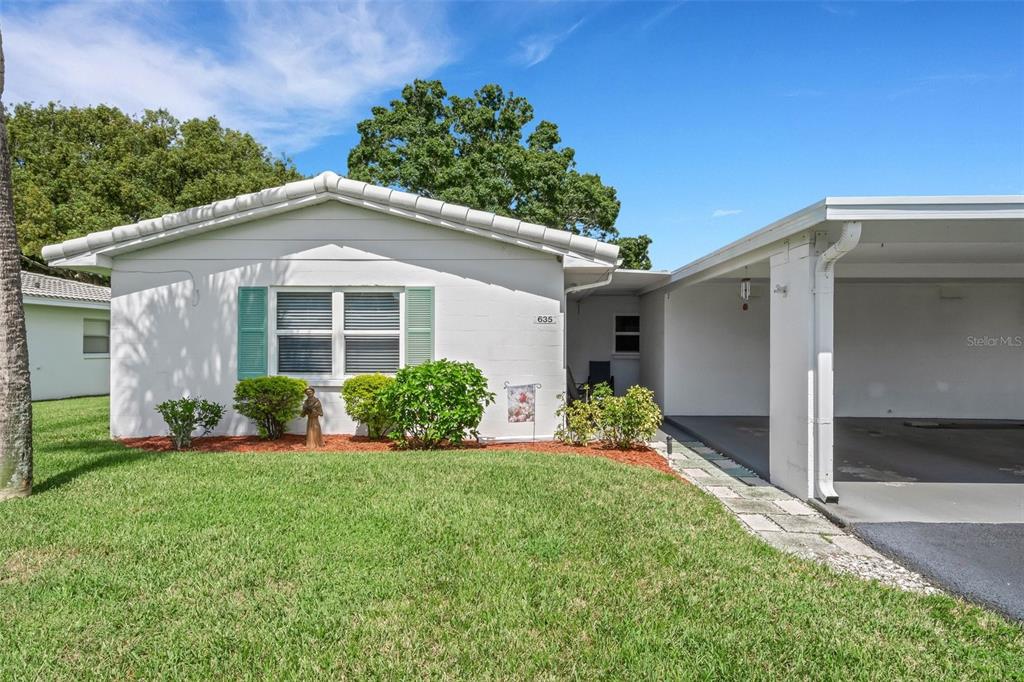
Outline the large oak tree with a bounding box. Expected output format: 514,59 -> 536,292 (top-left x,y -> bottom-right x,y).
347,80 -> 651,267
9,103 -> 302,265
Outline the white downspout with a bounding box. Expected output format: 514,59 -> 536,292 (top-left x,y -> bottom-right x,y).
813,221 -> 861,502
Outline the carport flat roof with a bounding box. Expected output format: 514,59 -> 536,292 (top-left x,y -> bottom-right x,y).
643,195 -> 1024,293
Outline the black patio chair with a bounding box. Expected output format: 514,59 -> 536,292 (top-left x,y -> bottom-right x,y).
566,366 -> 586,403
588,361 -> 615,395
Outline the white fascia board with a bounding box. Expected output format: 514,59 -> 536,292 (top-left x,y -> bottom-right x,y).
46,252 -> 114,274
640,200 -> 827,294
825,196 -> 1024,221
23,295 -> 110,311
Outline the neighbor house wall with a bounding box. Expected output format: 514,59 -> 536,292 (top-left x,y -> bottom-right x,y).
24,303 -> 110,401
661,281 -> 770,415
109,200 -> 566,439
565,294 -> 641,395
835,281 -> 1024,419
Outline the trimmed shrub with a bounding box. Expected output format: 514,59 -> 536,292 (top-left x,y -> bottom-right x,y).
341,373 -> 395,438
233,376 -> 308,439
555,383 -> 661,449
597,385 -> 662,449
155,397 -> 225,450
555,383 -> 611,445
381,359 -> 495,449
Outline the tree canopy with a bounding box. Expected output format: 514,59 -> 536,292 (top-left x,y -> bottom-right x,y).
9,103 -> 302,261
613,234 -> 653,270
347,80 -> 651,267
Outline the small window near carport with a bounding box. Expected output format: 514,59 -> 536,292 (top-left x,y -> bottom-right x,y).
614,315 -> 640,353
83,319 -> 110,355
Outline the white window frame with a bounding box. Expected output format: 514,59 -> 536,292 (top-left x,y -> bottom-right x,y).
83,317 -> 111,358
269,286 -> 405,385
612,314 -> 640,357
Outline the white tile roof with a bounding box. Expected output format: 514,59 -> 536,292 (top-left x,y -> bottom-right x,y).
41,171 -> 620,267
21,271 -> 110,304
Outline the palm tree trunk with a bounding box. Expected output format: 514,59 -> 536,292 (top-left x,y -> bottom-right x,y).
0,30 -> 33,500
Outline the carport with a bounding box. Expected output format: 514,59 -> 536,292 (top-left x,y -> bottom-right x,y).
643,195 -> 1023,618
639,196 -> 1023,502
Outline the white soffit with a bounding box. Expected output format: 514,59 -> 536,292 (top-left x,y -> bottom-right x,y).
42,171 -> 620,269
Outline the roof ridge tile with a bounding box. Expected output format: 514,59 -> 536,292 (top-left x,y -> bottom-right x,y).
40,172 -> 618,267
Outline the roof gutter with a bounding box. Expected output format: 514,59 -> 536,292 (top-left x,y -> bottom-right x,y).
564,266 -> 616,296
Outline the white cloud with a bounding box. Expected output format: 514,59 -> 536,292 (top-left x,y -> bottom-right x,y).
639,2 -> 683,32
711,209 -> 743,218
821,3 -> 857,17
516,19 -> 584,68
2,1 -> 453,153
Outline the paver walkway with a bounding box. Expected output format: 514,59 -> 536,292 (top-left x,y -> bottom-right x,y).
649,436 -> 937,594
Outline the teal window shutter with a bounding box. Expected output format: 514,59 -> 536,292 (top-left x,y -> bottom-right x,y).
405,287 -> 434,366
237,287 -> 268,379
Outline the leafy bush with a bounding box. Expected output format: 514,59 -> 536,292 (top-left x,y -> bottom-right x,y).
155,397 -> 225,450
381,359 -> 495,449
597,385 -> 662,449
556,383 -> 661,449
233,376 -> 308,439
555,383 -> 611,445
341,373 -> 395,438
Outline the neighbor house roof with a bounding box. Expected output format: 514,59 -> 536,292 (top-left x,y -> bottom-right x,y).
21,271 -> 110,307
41,171 -> 620,271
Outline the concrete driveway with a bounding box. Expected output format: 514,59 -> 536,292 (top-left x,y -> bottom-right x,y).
664,416 -> 1024,620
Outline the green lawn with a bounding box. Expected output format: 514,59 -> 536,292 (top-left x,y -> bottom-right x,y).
0,397 -> 1021,679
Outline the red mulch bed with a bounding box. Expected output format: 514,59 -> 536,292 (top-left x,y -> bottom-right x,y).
121,434 -> 680,478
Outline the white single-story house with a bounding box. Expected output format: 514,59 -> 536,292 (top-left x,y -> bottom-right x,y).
41,172 -> 619,442
41,174 -> 1023,501
21,271 -> 111,400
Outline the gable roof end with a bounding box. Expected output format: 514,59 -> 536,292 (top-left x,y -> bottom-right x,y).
41,171 -> 620,267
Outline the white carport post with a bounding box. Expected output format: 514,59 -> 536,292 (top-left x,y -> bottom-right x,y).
768,222 -> 861,502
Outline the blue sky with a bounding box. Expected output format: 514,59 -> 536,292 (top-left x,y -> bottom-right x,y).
3,1 -> 1022,269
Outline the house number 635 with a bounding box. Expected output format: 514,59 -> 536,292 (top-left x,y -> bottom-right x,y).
535,315 -> 557,324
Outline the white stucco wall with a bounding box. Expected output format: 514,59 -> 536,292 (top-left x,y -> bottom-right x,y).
835,281 -> 1024,419
565,294 -> 641,394
639,291 -> 666,407
109,201 -> 567,440
661,281 -> 770,416
652,277 -> 1023,421
24,303 -> 110,401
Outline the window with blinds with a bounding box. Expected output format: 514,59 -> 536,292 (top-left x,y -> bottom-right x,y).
275,291 -> 332,374
83,318 -> 110,355
344,292 -> 399,374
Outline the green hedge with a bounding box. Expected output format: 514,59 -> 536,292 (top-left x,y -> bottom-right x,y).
381,359 -> 495,449
341,374 -> 395,438
233,376 -> 308,439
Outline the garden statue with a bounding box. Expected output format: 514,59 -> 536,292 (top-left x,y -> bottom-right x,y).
301,387 -> 325,449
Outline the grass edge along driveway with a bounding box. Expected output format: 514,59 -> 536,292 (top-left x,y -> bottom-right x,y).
0,396 -> 1021,679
